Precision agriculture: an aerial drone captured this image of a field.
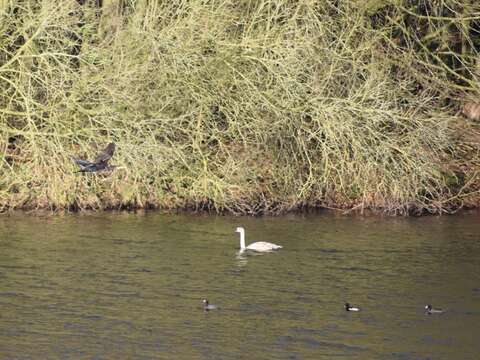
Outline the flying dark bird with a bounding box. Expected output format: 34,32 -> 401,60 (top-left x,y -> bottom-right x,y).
72,143 -> 116,173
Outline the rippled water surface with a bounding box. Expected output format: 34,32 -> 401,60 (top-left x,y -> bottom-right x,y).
0,212 -> 479,359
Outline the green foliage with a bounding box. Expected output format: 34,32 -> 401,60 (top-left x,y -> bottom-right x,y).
0,0 -> 479,214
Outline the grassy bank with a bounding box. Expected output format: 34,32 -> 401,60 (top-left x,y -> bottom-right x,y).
0,0 -> 479,215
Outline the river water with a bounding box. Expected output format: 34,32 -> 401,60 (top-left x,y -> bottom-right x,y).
0,212 -> 479,359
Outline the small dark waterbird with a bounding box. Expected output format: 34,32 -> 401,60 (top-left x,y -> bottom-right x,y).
425,304 -> 443,315
72,143 -> 116,173
345,302 -> 360,312
202,299 -> 217,311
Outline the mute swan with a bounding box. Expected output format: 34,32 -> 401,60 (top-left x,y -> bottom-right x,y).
345,303 -> 360,312
202,299 -> 217,311
425,304 -> 443,314
235,227 -> 282,252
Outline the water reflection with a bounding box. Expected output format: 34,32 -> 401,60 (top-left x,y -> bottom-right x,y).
234,249 -> 273,268
235,250 -> 249,268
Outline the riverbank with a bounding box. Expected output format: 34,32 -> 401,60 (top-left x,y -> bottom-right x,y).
1,1 -> 479,215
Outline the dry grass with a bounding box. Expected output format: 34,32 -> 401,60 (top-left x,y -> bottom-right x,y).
0,0 -> 479,215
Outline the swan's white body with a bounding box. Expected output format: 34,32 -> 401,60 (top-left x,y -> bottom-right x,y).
235,227 -> 282,252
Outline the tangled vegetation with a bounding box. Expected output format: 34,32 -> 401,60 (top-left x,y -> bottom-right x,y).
0,0 -> 479,215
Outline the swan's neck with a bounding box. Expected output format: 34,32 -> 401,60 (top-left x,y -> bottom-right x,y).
239,229 -> 246,250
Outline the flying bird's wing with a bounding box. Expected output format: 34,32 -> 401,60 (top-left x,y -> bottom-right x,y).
93,143 -> 115,164
72,157 -> 93,167
72,157 -> 96,172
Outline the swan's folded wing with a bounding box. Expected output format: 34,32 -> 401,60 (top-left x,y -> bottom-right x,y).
247,241 -> 282,251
